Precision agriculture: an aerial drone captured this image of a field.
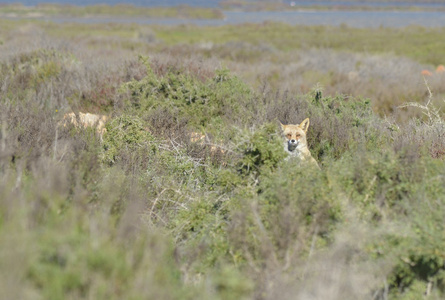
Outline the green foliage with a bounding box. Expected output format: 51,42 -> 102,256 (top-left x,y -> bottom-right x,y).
101,114 -> 157,166
307,93 -> 385,160
173,197 -> 230,269
0,158 -> 202,300
121,56 -> 253,133
210,265 -> 254,300
123,56 -> 211,114
24,213 -> 188,300
250,163 -> 341,259
260,163 -> 342,229
0,49 -> 64,90
235,122 -> 287,177
385,166 -> 445,298
3,20 -> 445,299
153,23 -> 445,65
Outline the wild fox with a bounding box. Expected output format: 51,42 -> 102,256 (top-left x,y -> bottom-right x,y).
280,118 -> 320,169
59,112 -> 109,138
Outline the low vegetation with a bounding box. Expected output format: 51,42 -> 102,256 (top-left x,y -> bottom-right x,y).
1,16 -> 445,300
0,3 -> 224,19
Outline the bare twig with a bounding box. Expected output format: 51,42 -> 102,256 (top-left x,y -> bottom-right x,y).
398,76 -> 443,126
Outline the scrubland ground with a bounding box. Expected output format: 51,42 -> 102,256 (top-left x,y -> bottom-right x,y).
1,18 -> 445,300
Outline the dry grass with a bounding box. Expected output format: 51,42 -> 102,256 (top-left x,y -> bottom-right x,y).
5,21 -> 443,121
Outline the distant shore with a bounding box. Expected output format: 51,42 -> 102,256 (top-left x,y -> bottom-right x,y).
219,1 -> 445,12
1,2 -> 445,22
2,9 -> 445,28
0,4 -> 225,20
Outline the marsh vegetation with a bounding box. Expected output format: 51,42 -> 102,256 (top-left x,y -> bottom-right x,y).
1,16 -> 445,299
0,3 -> 224,19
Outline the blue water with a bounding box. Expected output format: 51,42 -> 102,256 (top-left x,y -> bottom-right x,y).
2,0 -> 445,9
8,10 -> 445,28
2,0 -> 445,27
287,1 -> 445,8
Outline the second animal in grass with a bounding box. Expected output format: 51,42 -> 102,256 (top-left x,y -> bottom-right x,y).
60,112 -> 109,136
280,118 -> 320,169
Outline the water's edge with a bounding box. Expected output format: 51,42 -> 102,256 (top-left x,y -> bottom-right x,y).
2,10 -> 445,28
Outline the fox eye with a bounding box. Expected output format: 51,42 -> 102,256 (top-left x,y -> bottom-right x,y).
287,134 -> 291,138
296,134 -> 300,138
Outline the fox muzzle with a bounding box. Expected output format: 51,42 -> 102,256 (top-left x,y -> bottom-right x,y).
287,140 -> 299,151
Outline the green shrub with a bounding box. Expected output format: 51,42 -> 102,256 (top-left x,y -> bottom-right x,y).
308,93 -> 386,161
4,24 -> 445,298
235,122 -> 287,178
209,265 -> 254,300
230,161 -> 342,260
25,213 -> 190,300
385,158 -> 445,298
101,114 -> 157,167
172,196 -> 230,269
1,49 -> 67,90
121,57 -> 254,134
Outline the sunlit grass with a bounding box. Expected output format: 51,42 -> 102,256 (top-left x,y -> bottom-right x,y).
151,23 -> 445,65
3,19 -> 444,65
2,18 -> 444,118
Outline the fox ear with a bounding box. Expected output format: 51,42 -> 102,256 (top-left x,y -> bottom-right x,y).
279,121 -> 286,131
299,118 -> 310,133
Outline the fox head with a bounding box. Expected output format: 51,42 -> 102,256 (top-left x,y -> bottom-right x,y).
280,118 -> 310,152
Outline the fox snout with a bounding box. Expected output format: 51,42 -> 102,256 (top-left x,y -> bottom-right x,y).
280,118 -> 311,152
287,138 -> 299,151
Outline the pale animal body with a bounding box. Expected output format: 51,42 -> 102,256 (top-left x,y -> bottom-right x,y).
280,118 -> 320,169
59,112 -> 109,137
189,131 -> 226,155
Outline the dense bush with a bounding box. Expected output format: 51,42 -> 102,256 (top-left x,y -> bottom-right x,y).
121,56 -> 255,136
1,21 -> 445,300
101,114 -> 157,167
